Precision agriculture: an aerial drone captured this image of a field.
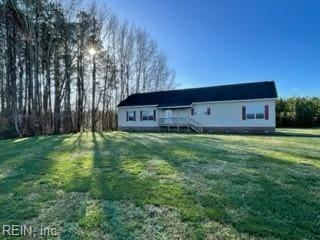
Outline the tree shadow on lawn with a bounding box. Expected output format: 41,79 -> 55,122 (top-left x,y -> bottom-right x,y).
0,137 -> 42,166
0,133 -> 112,239
11,132 -> 316,239
92,132 -> 134,239
71,131 -> 84,150
0,134 -> 71,225
114,132 -> 320,239
90,132 -> 203,239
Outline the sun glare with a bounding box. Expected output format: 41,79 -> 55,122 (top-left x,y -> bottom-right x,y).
88,48 -> 97,56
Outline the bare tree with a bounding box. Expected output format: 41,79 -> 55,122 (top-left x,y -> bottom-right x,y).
0,0 -> 175,138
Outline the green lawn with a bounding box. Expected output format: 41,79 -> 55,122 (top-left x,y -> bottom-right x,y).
0,129 -> 319,239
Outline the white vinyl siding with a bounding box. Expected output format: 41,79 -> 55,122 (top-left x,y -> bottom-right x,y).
118,106 -> 158,127
191,99 -> 275,127
118,99 -> 276,128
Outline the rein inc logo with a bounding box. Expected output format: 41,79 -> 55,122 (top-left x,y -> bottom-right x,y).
2,225 -> 58,237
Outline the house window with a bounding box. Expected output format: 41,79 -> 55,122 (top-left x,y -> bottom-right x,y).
205,107 -> 211,115
142,110 -> 154,121
243,105 -> 267,120
255,113 -> 265,119
246,113 -> 255,119
191,108 -> 195,116
127,111 -> 136,121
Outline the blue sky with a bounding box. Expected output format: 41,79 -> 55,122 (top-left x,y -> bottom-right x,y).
99,0 -> 320,97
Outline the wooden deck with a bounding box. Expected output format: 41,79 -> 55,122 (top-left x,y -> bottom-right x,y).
159,118 -> 203,133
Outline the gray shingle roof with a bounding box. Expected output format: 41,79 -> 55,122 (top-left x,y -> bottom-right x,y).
118,81 -> 277,107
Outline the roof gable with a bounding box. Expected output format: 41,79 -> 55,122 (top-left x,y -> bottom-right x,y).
118,81 -> 277,107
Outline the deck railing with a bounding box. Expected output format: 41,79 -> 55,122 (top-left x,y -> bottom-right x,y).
159,117 -> 203,132
159,117 -> 189,126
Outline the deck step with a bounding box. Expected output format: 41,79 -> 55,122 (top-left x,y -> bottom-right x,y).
190,125 -> 201,133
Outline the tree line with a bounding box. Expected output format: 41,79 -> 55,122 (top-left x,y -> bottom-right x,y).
0,0 -> 175,138
276,97 -> 320,128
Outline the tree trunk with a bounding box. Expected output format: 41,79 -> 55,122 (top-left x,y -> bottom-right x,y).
91,55 -> 96,132
53,49 -> 61,134
64,38 -> 72,133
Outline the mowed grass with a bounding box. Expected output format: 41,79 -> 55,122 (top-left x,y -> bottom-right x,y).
0,129 -> 319,239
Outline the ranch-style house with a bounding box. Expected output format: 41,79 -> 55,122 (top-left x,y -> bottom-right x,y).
117,81 -> 278,133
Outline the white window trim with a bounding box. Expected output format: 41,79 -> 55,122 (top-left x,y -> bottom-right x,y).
246,106 -> 265,120
142,110 -> 154,121
128,111 -> 135,121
